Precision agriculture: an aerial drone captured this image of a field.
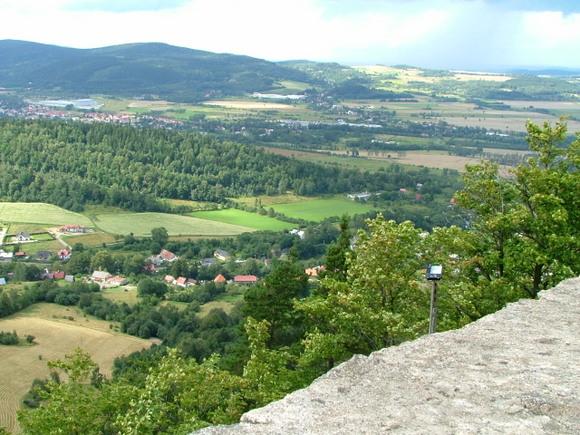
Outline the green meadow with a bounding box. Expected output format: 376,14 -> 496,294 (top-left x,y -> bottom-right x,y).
0,202 -> 93,226
92,212 -> 253,237
191,209 -> 293,231
271,196 -> 376,221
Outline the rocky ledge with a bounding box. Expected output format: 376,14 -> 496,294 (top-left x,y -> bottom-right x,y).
197,277 -> 580,434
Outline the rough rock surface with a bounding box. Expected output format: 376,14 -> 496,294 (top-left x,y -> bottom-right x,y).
197,278 -> 580,434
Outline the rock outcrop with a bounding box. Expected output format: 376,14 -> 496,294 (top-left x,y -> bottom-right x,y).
197,277 -> 580,434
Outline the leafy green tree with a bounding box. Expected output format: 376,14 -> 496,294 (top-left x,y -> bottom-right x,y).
297,216 -> 425,374
321,215 -> 351,282
90,251 -> 113,272
137,278 -> 168,298
243,318 -> 303,407
151,227 -> 169,248
457,120 -> 579,297
244,259 -> 308,347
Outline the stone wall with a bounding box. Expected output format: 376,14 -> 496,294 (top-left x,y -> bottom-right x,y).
197,277 -> 580,434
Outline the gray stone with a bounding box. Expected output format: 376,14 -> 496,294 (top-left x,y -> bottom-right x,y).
196,277 -> 580,434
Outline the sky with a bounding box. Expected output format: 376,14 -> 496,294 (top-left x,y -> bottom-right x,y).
0,0 -> 579,70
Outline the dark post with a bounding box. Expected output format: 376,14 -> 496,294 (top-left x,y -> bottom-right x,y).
429,280 -> 438,334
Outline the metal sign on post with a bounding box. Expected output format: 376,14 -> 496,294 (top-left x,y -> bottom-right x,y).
426,264 -> 443,334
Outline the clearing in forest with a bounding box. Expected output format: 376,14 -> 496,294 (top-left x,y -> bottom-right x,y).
271,196 -> 375,222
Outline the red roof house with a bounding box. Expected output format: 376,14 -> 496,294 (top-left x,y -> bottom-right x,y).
233,275 -> 258,284
164,275 -> 176,284
160,249 -> 178,262
53,271 -> 66,280
214,274 -> 227,284
175,277 -> 187,288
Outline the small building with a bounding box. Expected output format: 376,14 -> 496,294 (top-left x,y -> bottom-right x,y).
53,271 -> 66,280
0,250 -> 13,260
186,278 -> 198,286
0,278 -> 6,286
164,274 -> 176,284
65,275 -> 75,283
305,265 -> 325,279
213,274 -> 227,284
92,270 -> 112,282
175,277 -> 187,288
16,231 -> 31,242
159,249 -> 178,263
14,251 -> 27,258
347,192 -> 372,201
214,249 -> 232,262
290,229 -> 305,240
106,276 -> 128,287
58,249 -> 71,261
233,275 -> 258,285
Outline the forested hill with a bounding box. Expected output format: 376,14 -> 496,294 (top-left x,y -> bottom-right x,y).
0,120 -> 450,211
0,40 -> 313,101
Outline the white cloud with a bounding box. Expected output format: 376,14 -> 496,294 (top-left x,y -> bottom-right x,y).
0,0 -> 578,68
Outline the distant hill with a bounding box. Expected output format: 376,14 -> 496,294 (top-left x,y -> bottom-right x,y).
0,40 -> 314,102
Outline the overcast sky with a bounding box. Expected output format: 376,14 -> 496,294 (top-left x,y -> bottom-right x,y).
1,0 -> 579,70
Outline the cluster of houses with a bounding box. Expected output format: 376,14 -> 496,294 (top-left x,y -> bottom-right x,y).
90,271 -> 129,288
163,273 -> 259,288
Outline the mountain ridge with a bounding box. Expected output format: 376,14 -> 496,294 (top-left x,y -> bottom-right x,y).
0,40 -> 314,101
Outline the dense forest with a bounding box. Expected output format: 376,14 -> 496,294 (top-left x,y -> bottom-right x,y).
0,119 -> 457,210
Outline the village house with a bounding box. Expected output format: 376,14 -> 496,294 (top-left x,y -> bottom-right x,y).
58,249 -> 71,261
214,274 -> 227,284
15,231 -> 31,242
14,251 -> 27,259
305,265 -> 326,279
148,249 -> 178,266
233,275 -> 258,285
175,277 -> 187,288
164,274 -> 176,284
0,278 -> 6,286
290,229 -> 305,239
91,270 -> 112,283
53,271 -> 66,280
0,250 -> 13,260
65,275 -> 75,283
214,249 -> 231,262
104,276 -> 128,288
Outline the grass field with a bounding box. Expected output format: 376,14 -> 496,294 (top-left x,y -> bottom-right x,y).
0,303 -> 151,433
0,203 -> 93,226
271,196 -> 375,221
191,209 -> 293,231
20,240 -> 63,255
63,232 -> 118,247
91,212 -> 254,237
102,286 -> 139,306
198,300 -> 236,317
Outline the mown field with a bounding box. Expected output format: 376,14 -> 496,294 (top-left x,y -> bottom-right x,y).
191,209 -> 293,231
0,303 -> 151,433
92,212 -> 254,237
0,203 -> 93,226
102,286 -> 139,306
271,196 -> 376,221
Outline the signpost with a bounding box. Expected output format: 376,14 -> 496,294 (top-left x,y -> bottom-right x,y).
426,264 -> 443,334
